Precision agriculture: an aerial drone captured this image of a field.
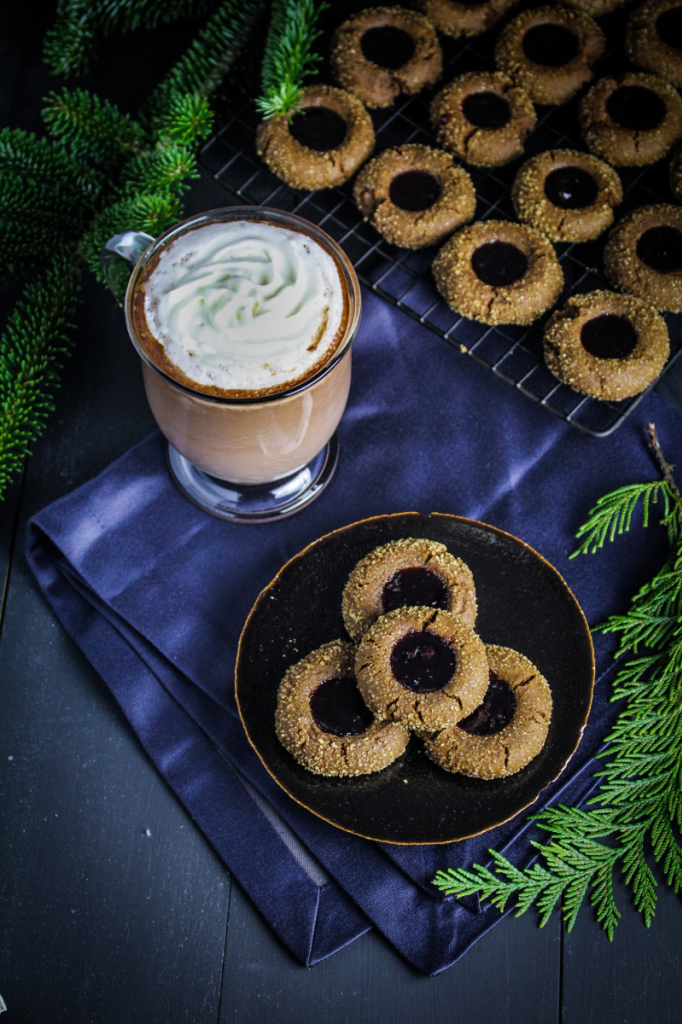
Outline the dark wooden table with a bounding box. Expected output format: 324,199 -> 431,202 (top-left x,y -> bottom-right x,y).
1,4 -> 680,1022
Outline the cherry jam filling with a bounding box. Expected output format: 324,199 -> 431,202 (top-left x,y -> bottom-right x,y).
290,107 -> 348,151
389,170 -> 442,211
522,24 -> 579,67
580,315 -> 638,360
309,676 -> 374,736
636,226 -> 682,273
544,166 -> 599,209
361,26 -> 416,69
381,567 -> 450,614
656,7 -> 682,49
390,630 -> 457,693
606,86 -> 666,132
462,91 -> 511,129
458,672 -> 516,736
471,241 -> 529,287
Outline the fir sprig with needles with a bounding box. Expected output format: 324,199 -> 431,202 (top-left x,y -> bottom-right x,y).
0,0 -> 271,499
433,424 -> 682,939
256,0 -> 329,120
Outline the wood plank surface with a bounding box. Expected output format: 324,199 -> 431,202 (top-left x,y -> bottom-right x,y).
219,884 -> 560,1024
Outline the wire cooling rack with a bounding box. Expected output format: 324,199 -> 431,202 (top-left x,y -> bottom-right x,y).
198,9 -> 682,437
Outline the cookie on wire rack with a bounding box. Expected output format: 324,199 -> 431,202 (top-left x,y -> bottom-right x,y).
512,149 -> 622,243
256,85 -> 375,190
432,220 -> 564,326
430,71 -> 536,167
353,144 -> 476,249
494,4 -> 605,105
330,5 -> 442,109
580,72 -> 682,167
543,290 -> 670,401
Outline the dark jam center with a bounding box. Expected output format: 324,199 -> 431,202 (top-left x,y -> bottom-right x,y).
390,630 -> 457,693
361,25 -> 416,70
580,315 -> 638,360
657,8 -> 682,50
309,676 -> 374,737
544,166 -> 599,209
290,107 -> 347,151
606,86 -> 666,132
522,23 -> 579,67
462,91 -> 511,129
471,241 -> 529,287
381,567 -> 450,614
636,226 -> 682,273
458,673 -> 517,736
389,170 -> 442,211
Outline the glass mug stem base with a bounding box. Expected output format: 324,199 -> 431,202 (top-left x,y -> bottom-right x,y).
166,435 -> 340,523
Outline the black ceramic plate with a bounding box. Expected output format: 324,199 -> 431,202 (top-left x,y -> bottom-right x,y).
235,513 -> 594,844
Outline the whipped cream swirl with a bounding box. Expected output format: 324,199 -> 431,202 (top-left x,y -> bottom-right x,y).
143,220 -> 345,393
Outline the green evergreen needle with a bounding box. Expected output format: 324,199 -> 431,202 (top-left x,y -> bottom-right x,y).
432,425 -> 682,941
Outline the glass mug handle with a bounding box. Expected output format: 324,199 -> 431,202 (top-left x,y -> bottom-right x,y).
101,230 -> 154,304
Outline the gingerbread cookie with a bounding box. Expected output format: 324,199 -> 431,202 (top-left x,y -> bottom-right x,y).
420,645 -> 552,779
353,145 -> 476,249
512,149 -> 623,243
626,0 -> 682,90
342,537 -> 477,642
604,203 -> 682,312
430,71 -> 536,167
256,85 -> 374,190
275,640 -> 409,777
412,0 -> 518,38
543,289 -> 670,400
330,6 -> 442,109
671,146 -> 682,203
494,5 -> 605,106
580,72 -> 682,167
563,0 -> 628,14
432,220 -> 564,325
355,607 -> 489,732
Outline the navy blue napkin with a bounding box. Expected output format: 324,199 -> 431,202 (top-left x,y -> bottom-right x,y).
27,289 -> 678,974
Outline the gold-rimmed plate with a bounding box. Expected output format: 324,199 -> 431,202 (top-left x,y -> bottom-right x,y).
235,512 -> 594,845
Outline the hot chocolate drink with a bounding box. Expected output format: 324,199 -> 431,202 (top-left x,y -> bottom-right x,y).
124,208 -> 361,488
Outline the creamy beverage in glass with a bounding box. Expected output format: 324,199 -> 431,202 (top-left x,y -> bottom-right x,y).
108,207 -> 361,521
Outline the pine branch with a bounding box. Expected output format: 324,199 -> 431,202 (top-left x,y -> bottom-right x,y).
43,88 -> 148,166
43,0 -> 222,77
143,0 -> 266,126
0,128 -> 105,204
153,93 -> 214,148
118,144 -> 199,197
0,257 -> 81,498
78,194 -> 183,281
256,0 -> 329,120
433,424 -> 682,939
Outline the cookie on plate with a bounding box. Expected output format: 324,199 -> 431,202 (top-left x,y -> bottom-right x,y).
355,607 -> 489,732
330,5 -> 442,109
275,640 -> 409,777
342,537 -> 477,642
256,85 -> 375,190
353,144 -> 476,248
432,220 -> 564,325
543,289 -> 670,400
420,645 -> 552,779
494,4 -> 605,105
512,149 -> 623,243
430,71 -> 536,167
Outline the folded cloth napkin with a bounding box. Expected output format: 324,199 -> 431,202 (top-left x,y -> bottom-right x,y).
27,289 -> 678,974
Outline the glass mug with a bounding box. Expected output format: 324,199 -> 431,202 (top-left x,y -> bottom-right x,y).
102,207 -> 361,522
